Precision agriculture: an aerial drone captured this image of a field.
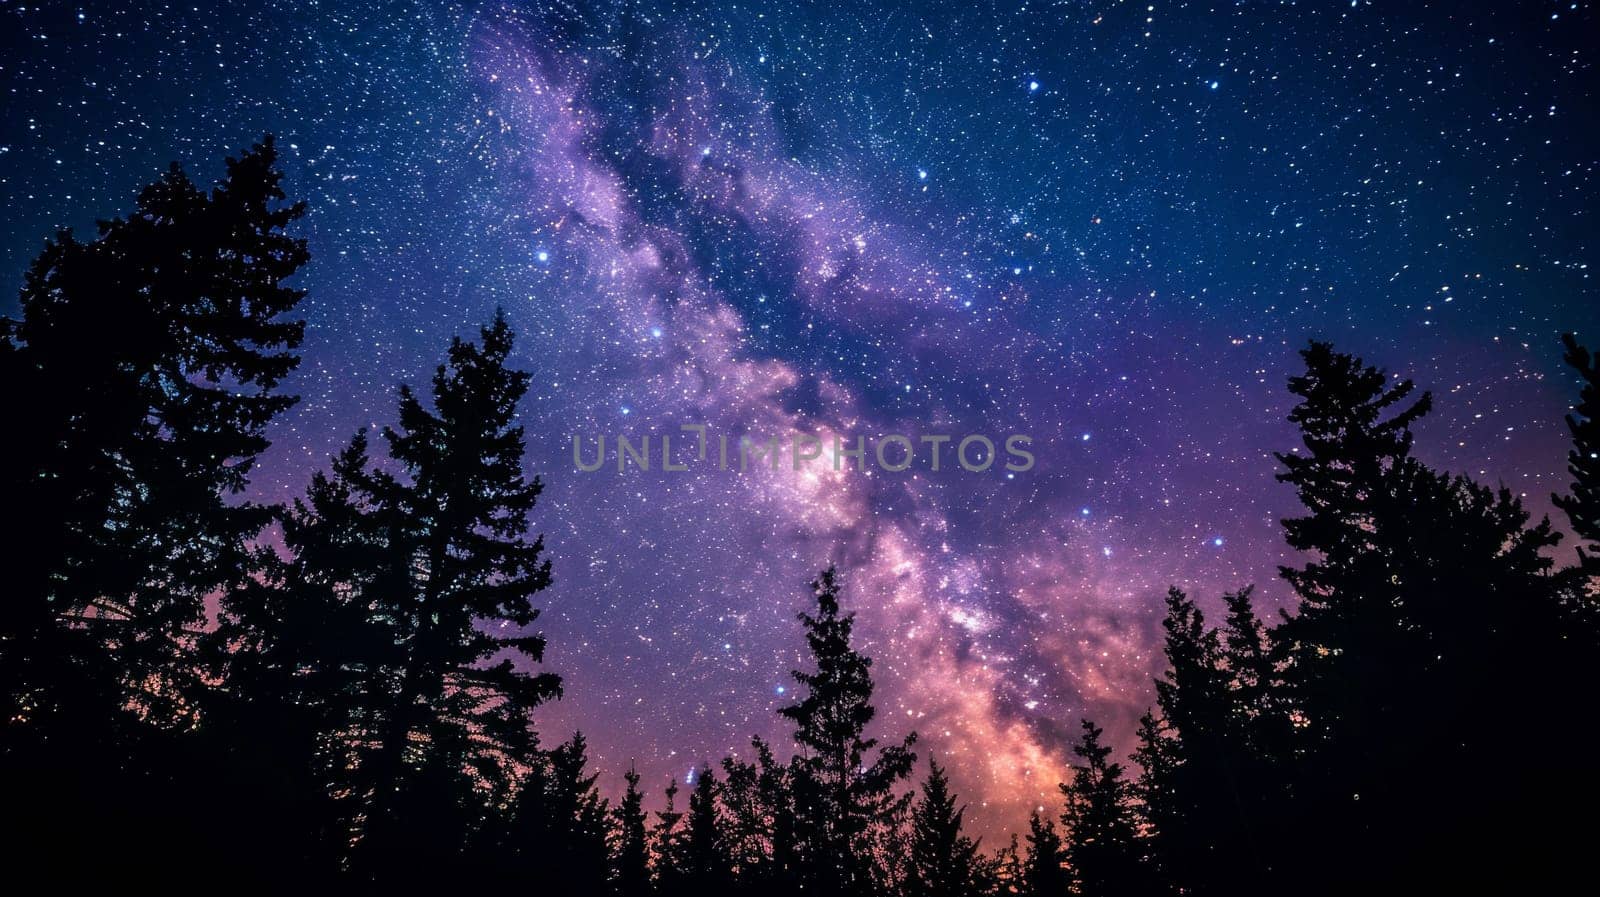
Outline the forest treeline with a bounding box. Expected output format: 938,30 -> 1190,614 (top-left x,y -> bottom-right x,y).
2,141 -> 1597,894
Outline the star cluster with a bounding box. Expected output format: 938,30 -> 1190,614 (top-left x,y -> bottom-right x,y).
2,0 -> 1595,837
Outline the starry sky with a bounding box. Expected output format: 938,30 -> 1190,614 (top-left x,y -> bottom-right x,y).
3,0 -> 1596,837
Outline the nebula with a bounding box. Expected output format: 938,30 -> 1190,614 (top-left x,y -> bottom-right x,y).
458,9 -> 1241,835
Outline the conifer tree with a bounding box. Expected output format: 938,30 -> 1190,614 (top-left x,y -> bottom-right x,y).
1129,711 -> 1178,894
0,138 -> 308,884
254,313 -> 564,880
1217,587 -> 1280,746
1152,589 -> 1229,743
1534,332 -> 1600,877
663,766 -> 732,896
1271,344 -> 1440,876
0,137 -> 307,727
203,432 -> 398,875
477,732 -> 613,891
545,734 -> 617,887
1141,587 -> 1265,897
1134,588 -> 1291,897
1272,341 -> 1565,889
692,768 -> 735,892
983,834 -> 1025,897
907,759 -> 982,897
719,736 -> 797,895
778,565 -> 917,895
653,777 -> 689,887
1058,720 -> 1151,897
616,766 -> 653,897
1021,814 -> 1069,897
1557,332 -> 1600,594
1273,341 -> 1432,751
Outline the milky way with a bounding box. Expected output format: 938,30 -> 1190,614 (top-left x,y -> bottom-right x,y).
3,0 -> 1595,836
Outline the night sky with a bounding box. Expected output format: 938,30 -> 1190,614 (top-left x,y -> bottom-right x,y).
3,0 -> 1595,837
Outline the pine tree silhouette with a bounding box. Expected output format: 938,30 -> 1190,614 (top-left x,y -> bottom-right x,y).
0,136 -> 306,723
228,312 -> 565,882
1540,332 -> 1600,878
476,731 -> 613,890
0,137 -> 308,884
653,776 -> 689,886
1557,333 -> 1600,596
1270,342 -> 1437,889
688,767 -> 735,893
1136,587 -> 1291,896
1058,719 -> 1152,897
718,736 -> 798,895
1272,340 -> 1567,890
203,432 -> 399,877
616,765 -> 653,896
1274,341 -> 1432,736
1021,814 -> 1069,897
1217,587 -> 1286,757
1135,587 -> 1299,897
907,759 -> 982,897
657,766 -> 733,896
778,565 -> 917,895
983,833 -> 1025,897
